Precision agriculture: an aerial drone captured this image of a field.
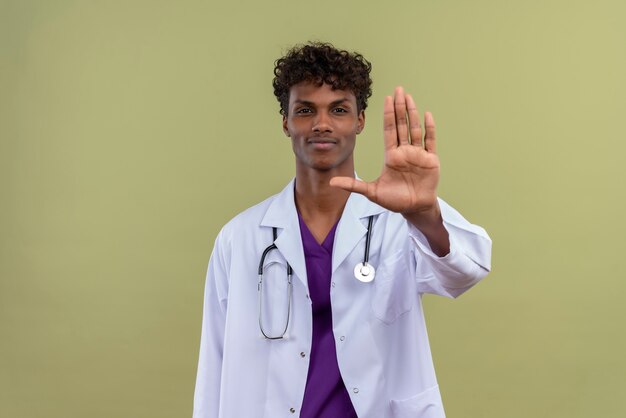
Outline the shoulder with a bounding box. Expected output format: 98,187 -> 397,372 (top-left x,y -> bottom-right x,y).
217,192 -> 279,245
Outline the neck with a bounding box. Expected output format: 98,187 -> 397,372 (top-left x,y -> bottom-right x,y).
294,165 -> 353,242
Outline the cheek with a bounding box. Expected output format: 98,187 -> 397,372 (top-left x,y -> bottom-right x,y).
289,123 -> 310,139
285,120 -> 298,137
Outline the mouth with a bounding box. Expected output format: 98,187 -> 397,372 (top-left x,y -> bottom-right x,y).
308,138 -> 337,150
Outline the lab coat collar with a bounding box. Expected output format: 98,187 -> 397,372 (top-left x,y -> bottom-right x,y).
259,179 -> 306,288
260,177 -> 386,286
332,184 -> 386,274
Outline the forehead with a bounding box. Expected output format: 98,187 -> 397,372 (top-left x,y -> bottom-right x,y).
288,82 -> 357,107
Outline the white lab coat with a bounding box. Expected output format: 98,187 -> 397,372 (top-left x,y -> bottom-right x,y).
193,179 -> 492,418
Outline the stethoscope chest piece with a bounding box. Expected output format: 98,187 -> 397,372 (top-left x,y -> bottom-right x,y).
354,262 -> 375,283
353,215 -> 376,283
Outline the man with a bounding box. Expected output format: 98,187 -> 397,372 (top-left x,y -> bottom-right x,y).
193,42 -> 492,418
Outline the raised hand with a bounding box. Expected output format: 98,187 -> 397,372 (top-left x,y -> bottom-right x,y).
330,86 -> 440,216
330,86 -> 449,255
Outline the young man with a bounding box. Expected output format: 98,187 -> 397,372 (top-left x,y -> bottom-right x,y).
193,42 -> 492,418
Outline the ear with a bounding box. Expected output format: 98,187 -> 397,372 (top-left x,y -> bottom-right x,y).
282,114 -> 290,137
356,110 -> 365,134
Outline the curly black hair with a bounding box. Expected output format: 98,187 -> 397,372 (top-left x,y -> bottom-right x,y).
273,42 -> 373,116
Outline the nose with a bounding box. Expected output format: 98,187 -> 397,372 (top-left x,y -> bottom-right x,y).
312,112 -> 333,133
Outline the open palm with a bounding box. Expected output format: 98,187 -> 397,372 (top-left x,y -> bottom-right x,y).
331,87 -> 440,215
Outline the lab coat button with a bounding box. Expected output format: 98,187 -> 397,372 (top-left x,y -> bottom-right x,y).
300,351 -> 306,358
289,407 -> 296,413
340,336 -> 345,341
353,388 -> 359,394
331,282 -> 336,287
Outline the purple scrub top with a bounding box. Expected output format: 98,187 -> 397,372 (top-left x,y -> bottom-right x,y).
298,214 -> 358,418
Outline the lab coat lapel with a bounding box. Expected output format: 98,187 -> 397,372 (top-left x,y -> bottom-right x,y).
332,192 -> 386,275
260,179 -> 308,289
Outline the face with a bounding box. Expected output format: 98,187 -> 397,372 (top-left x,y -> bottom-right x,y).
282,82 -> 365,174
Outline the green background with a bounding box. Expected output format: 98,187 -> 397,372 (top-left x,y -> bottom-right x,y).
2,0 -> 625,417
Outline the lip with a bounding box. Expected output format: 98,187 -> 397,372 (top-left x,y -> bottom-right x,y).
308,138 -> 337,150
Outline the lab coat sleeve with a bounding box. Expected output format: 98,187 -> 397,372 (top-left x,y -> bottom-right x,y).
193,230 -> 229,418
408,198 -> 492,298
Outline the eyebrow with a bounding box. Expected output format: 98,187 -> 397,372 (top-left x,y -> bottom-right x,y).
293,98 -> 352,107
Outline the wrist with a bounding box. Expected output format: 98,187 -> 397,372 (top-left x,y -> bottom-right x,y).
403,202 -> 450,256
402,203 -> 442,230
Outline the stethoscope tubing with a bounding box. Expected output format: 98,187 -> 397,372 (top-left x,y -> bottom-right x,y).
258,227 -> 293,340
258,216 -> 375,339
363,215 -> 373,265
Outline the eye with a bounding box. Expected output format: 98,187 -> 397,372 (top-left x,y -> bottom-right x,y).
295,107 -> 312,114
332,107 -> 348,113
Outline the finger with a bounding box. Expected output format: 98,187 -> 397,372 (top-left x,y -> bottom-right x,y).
329,176 -> 371,197
383,96 -> 397,151
424,111 -> 437,153
394,87 -> 409,145
406,94 -> 422,147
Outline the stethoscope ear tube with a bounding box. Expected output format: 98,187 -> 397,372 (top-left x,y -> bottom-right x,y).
258,227 -> 292,340
258,243 -> 277,276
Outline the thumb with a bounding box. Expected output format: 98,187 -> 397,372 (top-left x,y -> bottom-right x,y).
329,176 -> 370,196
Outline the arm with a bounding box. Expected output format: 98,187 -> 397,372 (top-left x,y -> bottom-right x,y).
193,232 -> 229,418
331,87 -> 491,291
409,198 -> 492,298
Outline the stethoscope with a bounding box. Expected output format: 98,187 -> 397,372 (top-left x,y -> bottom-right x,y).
257,215 -> 375,340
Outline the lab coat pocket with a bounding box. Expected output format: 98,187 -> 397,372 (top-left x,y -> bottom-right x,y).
372,250 -> 415,324
390,385 -> 445,418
